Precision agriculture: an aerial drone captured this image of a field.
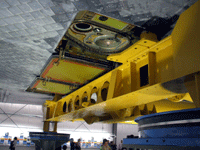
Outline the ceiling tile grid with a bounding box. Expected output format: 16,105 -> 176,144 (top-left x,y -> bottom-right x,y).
0,0 -> 198,105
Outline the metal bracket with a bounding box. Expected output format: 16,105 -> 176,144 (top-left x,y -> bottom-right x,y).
42,77 -> 51,86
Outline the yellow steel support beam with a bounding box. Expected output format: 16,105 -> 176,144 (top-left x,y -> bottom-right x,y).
185,72 -> 200,107
172,1 -> 200,78
44,1 -> 200,124
43,94 -> 62,132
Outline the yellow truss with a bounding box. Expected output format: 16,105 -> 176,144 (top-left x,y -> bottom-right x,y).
44,1 -> 200,125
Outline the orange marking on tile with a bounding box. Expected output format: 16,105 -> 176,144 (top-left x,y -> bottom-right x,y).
41,58 -> 59,78
32,80 -> 40,89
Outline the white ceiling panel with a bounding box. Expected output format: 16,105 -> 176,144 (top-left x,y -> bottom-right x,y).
58,121 -> 113,133
0,114 -> 9,123
9,115 -> 43,128
16,104 -> 43,116
0,118 -> 16,127
0,103 -> 27,114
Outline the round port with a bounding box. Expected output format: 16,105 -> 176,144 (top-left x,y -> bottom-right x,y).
99,16 -> 108,21
74,23 -> 92,32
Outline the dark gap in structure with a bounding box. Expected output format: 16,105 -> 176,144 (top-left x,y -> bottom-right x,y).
63,102 -> 66,112
140,64 -> 149,87
101,88 -> 108,101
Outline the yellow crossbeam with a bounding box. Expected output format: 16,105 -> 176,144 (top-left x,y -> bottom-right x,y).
44,0 -> 200,124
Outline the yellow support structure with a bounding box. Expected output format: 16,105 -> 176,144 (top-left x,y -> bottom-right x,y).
44,1 -> 200,124
43,94 -> 62,132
